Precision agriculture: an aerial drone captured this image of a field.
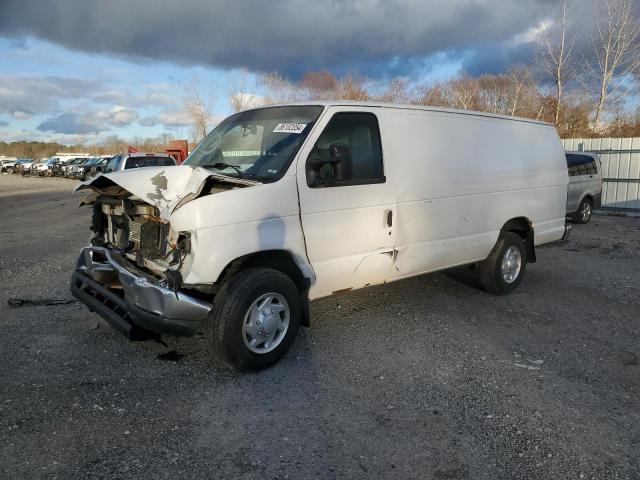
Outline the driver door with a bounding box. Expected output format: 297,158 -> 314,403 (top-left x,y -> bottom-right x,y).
297,109 -> 397,299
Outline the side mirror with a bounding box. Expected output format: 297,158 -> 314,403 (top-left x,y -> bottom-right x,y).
307,143 -> 353,186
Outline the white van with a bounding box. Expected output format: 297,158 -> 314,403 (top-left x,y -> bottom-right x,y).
71,102 -> 569,371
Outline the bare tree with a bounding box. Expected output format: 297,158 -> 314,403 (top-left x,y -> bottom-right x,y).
591,0 -> 640,132
538,0 -> 576,125
298,70 -> 338,100
260,71 -> 302,104
183,77 -> 216,145
377,77 -> 411,104
443,76 -> 479,110
477,74 -> 512,114
415,83 -> 448,107
228,69 -> 258,112
335,74 -> 370,101
506,68 -> 538,117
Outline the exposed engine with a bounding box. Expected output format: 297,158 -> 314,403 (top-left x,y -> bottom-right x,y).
90,196 -> 189,281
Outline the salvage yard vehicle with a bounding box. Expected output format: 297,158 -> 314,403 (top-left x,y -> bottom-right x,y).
11,158 -> 32,174
71,101 -> 570,372
1,157 -> 17,173
33,157 -> 58,176
103,152 -> 176,173
565,151 -> 602,224
30,159 -> 48,176
72,157 -> 108,180
58,157 -> 87,177
18,158 -> 36,174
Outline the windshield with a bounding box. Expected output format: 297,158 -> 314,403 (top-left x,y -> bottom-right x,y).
184,106 -> 323,181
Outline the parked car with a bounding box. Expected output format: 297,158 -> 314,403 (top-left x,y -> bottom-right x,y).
565,152 -> 602,224
103,152 -> 176,173
71,102 -> 569,371
58,157 -> 87,177
12,158 -> 32,174
32,157 -> 62,176
72,157 -> 109,181
18,158 -> 37,174
29,159 -> 49,176
0,157 -> 18,173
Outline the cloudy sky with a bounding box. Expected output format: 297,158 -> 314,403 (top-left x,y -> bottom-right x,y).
0,0 -> 599,145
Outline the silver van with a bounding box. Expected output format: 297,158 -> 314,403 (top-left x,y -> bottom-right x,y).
565,152 -> 602,224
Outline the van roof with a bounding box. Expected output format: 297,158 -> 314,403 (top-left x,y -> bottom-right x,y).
244,100 -> 553,127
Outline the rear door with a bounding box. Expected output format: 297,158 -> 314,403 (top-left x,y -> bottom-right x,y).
586,155 -> 603,202
297,108 -> 397,298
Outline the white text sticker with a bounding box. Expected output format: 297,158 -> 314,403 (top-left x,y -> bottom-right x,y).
273,123 -> 307,134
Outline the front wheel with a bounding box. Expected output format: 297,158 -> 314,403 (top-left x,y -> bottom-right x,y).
478,232 -> 527,295
206,268 -> 302,372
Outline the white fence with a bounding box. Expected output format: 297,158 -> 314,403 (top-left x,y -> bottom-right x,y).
562,137 -> 640,212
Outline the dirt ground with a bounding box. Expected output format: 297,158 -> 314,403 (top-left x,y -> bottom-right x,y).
1,174 -> 638,480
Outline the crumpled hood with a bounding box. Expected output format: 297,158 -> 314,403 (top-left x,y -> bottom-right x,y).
74,165 -> 257,218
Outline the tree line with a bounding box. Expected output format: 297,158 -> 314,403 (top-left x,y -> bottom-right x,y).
0,134 -> 175,160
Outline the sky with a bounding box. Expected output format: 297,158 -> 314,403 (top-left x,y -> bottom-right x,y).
0,0 -> 606,145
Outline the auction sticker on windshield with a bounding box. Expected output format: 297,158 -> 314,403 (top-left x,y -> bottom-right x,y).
273,123 -> 307,134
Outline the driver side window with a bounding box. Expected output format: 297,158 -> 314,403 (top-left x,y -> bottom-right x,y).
306,112 -> 384,187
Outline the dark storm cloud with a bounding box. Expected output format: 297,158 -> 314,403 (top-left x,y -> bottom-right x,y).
0,0 -> 551,78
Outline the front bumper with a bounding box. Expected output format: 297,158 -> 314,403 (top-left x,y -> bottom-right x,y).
71,246 -> 211,339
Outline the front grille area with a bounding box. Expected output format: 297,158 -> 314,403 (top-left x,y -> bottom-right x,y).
91,197 -> 171,269
128,220 -> 142,244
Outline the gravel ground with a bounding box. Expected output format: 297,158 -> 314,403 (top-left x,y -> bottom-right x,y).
1,174 -> 639,480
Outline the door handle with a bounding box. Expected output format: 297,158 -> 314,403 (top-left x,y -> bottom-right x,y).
386,210 -> 393,227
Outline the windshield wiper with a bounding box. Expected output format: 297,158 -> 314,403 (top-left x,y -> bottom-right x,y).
204,162 -> 246,178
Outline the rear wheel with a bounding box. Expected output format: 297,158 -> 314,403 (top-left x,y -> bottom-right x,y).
5,167 -> 13,174
573,197 -> 592,224
478,232 -> 527,295
206,268 -> 302,372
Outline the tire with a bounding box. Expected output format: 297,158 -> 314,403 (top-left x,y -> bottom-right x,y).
573,197 -> 592,224
6,167 -> 13,174
206,267 -> 302,372
478,232 -> 527,295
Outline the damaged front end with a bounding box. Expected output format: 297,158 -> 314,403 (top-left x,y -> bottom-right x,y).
89,195 -> 190,288
70,166 -> 255,339
71,246 -> 210,339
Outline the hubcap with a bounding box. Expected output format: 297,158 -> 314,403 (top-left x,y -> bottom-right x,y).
581,202 -> 591,222
242,293 -> 290,354
501,246 -> 522,284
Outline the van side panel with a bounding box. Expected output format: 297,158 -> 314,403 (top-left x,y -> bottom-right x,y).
381,111 -> 567,278
169,175 -> 313,286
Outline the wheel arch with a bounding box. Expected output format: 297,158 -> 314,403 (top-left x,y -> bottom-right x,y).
500,216 -> 536,263
217,249 -> 312,326
580,193 -> 594,205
